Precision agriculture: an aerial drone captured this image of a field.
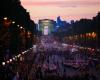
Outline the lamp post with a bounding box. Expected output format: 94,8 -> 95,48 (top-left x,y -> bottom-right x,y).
3,17 -> 7,20
3,17 -> 11,27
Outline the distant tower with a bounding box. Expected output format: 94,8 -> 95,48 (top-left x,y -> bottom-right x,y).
57,16 -> 61,23
57,16 -> 62,27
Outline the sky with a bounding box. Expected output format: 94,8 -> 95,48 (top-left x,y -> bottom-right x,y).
21,0 -> 100,23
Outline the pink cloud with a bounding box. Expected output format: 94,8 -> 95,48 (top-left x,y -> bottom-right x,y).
21,0 -> 100,22
21,1 -> 100,7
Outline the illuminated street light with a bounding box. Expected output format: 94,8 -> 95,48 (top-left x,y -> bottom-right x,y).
22,52 -> 25,55
9,59 -> 12,62
2,62 -> 5,66
23,51 -> 27,53
20,26 -> 23,29
12,21 -> 15,24
26,50 -> 29,52
17,25 -> 20,27
7,61 -> 10,64
13,57 -> 16,60
4,17 -> 7,20
92,49 -> 95,51
15,56 -> 17,58
97,49 -> 100,52
17,54 -> 21,58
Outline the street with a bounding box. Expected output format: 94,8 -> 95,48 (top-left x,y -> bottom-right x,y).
27,35 -> 100,80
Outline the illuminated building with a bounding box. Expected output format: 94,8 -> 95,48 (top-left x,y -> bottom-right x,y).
38,19 -> 55,35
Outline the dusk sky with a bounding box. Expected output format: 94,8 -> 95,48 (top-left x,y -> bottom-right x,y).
21,0 -> 100,23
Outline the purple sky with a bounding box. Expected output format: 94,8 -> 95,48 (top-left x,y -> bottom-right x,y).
21,0 -> 100,23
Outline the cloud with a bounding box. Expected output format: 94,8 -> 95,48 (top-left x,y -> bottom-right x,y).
21,1 -> 100,7
20,0 -> 100,22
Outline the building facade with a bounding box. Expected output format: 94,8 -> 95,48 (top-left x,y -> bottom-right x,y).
38,19 -> 55,35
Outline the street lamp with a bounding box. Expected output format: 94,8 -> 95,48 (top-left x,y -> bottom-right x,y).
17,54 -> 21,58
7,60 -> 10,64
9,59 -> 12,62
3,17 -> 8,20
13,57 -> 16,60
3,17 -> 11,27
20,26 -> 23,29
17,25 -> 20,27
2,62 -> 6,66
12,21 -> 15,24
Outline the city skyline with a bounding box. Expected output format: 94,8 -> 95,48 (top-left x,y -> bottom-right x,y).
21,0 -> 100,23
